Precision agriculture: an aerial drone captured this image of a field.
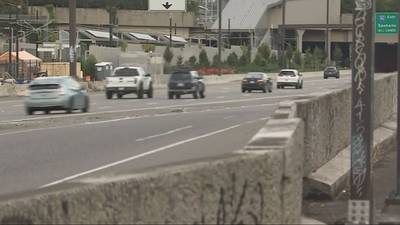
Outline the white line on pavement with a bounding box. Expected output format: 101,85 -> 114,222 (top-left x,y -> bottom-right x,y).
0,104 -> 275,137
136,126 -> 193,142
0,94 -> 297,124
12,104 -> 22,107
98,106 -> 113,110
40,118 -> 266,188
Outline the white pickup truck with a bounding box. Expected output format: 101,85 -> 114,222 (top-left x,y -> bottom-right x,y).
105,66 -> 153,99
276,69 -> 304,89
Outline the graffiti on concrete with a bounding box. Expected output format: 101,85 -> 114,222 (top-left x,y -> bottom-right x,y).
194,173 -> 265,225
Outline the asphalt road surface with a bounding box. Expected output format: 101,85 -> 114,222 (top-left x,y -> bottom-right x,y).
0,75 -> 352,197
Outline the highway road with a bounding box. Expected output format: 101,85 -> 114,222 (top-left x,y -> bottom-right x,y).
0,75 -> 351,197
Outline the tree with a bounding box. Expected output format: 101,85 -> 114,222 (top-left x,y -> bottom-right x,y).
304,48 -> 313,69
186,55 -> 197,67
226,52 -> 239,67
292,50 -> 303,69
253,53 -> 266,67
82,54 -> 97,77
198,49 -> 210,67
257,43 -> 271,61
142,44 -> 155,53
312,47 -> 325,70
239,45 -> 251,66
333,47 -> 343,67
119,40 -> 128,52
284,44 -> 294,68
176,55 -> 183,66
163,46 -> 174,64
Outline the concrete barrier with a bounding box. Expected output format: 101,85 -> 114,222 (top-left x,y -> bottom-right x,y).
0,148 -> 303,224
270,73 -> 397,198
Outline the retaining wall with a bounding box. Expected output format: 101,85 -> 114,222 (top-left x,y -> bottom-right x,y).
293,73 -> 396,175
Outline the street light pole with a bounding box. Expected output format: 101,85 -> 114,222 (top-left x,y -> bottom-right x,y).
218,0 -> 222,76
348,0 -> 375,224
69,0 -> 77,79
279,0 -> 287,67
15,6 -> 20,80
325,0 -> 330,65
8,11 -> 12,75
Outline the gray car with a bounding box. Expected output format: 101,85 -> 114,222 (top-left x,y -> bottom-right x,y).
25,76 -> 89,115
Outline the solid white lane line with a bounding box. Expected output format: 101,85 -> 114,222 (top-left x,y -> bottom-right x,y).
136,126 -> 193,142
0,104 -> 276,137
12,104 -> 22,107
98,106 -> 113,110
0,95 -> 292,124
217,96 -> 226,99
147,102 -> 159,105
223,116 -> 235,120
40,118 -> 266,188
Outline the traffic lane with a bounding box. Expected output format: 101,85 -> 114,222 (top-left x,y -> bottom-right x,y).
0,76 -> 351,123
69,116 -> 268,186
0,103 -> 275,196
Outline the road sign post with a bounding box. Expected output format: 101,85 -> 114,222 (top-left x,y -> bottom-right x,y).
348,0 -> 375,224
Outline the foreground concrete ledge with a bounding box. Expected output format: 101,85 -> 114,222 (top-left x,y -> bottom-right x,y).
245,118 -> 303,150
0,149 -> 301,224
301,216 -> 326,225
304,121 -> 396,199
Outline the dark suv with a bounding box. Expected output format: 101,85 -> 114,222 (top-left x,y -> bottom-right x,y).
323,66 -> 340,79
168,70 -> 206,99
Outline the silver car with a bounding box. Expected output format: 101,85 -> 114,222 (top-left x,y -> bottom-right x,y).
25,76 -> 89,115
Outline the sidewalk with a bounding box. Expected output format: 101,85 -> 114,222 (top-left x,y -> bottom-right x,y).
303,148 -> 399,224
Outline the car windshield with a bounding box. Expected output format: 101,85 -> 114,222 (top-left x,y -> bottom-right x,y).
279,71 -> 296,76
170,72 -> 192,81
245,74 -> 263,79
29,83 -> 61,90
326,67 -> 336,71
113,68 -> 139,77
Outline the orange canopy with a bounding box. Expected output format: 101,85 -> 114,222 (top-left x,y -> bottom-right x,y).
0,51 -> 42,63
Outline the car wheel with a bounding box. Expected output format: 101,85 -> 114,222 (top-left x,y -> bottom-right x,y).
82,97 -> 89,113
193,89 -> 199,99
168,92 -> 174,99
147,83 -> 153,98
66,98 -> 74,114
176,94 -> 181,99
248,90 -> 252,93
200,91 -> 205,99
26,107 -> 33,115
324,77 -> 328,79
106,91 -> 113,99
137,83 -> 144,99
336,76 -> 340,79
242,89 -> 246,93
44,110 -> 50,114
263,88 -> 267,93
117,93 -> 123,99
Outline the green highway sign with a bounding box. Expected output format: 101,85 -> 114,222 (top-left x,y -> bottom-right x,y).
376,12 -> 398,35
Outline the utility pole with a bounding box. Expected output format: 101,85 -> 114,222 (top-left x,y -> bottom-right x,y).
218,0 -> 222,76
228,18 -> 231,48
69,0 -> 77,79
35,10 -> 39,57
169,13 -> 172,48
8,11 -> 12,75
16,6 -> 20,80
348,0 -> 375,224
279,0 -> 287,67
325,0 -> 331,65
